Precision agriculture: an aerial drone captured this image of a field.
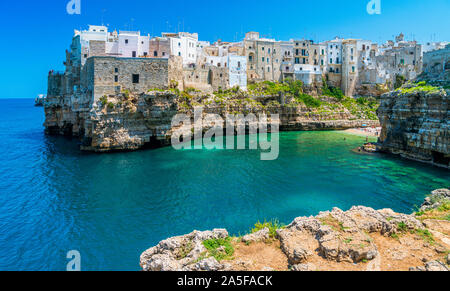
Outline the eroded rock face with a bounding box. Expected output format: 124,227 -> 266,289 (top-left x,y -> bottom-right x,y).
377,89 -> 449,168
277,206 -> 424,266
45,91 -> 379,152
140,229 -> 228,271
420,189 -> 450,212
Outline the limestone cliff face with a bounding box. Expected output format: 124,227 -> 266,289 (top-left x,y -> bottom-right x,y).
377,87 -> 449,168
44,91 -> 379,152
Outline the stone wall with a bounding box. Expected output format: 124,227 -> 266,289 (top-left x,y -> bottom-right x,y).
89,40 -> 106,57
86,56 -> 169,101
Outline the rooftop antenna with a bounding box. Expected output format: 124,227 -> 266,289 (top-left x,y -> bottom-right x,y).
101,9 -> 106,26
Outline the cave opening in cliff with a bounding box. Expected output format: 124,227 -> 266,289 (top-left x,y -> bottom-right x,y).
432,151 -> 450,166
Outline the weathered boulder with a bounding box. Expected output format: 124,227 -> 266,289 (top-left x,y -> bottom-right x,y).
241,228 -> 270,243
420,188 -> 450,212
140,229 -> 228,271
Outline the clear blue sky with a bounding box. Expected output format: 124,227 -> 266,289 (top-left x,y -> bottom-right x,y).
0,0 -> 449,98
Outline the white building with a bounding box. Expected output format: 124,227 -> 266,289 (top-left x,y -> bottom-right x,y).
326,38 -> 343,68
73,25 -> 109,66
117,31 -> 150,58
422,42 -> 450,54
205,54 -> 248,89
163,32 -> 199,66
228,55 -> 247,90
293,64 -> 322,85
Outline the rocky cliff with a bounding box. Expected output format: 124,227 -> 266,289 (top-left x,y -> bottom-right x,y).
140,189 -> 450,271
44,89 -> 379,152
377,83 -> 449,168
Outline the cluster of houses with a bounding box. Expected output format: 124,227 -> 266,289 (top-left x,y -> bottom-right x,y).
56,25 -> 449,100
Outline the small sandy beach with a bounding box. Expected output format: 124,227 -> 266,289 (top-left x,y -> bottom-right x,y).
341,127 -> 381,137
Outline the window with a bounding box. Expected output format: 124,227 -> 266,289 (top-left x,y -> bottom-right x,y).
267,67 -> 270,72
321,59 -> 324,65
114,75 -> 118,82
295,58 -> 300,64
249,55 -> 253,61
330,58 -> 333,64
262,47 -> 265,51
132,74 -> 139,84
84,54 -> 88,58
352,66 -> 355,73
178,52 -> 181,56
336,68 -> 339,73
268,48 -> 271,54
154,51 -> 158,57
336,57 -> 339,63
125,39 -> 129,44
237,61 -> 241,68
132,51 -> 137,58
143,52 -> 148,56
267,58 -> 269,63
262,57 -> 265,62
114,68 -> 118,73
162,52 -> 166,56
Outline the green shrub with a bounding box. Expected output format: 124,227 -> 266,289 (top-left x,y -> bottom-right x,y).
415,229 -> 435,245
202,237 -> 234,261
99,95 -> 108,106
107,102 -> 115,110
397,222 -> 408,232
322,79 -> 344,100
251,219 -> 284,238
296,93 -> 322,108
394,75 -> 406,89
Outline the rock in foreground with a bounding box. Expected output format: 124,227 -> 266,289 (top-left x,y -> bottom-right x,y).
140,190 -> 450,271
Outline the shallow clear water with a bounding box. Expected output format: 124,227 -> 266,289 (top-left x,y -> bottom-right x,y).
0,98 -> 448,270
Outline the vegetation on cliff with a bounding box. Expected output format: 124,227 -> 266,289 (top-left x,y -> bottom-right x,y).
172,80 -> 380,120
396,81 -> 443,95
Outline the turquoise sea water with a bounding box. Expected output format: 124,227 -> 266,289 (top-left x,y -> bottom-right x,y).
0,98 -> 448,271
